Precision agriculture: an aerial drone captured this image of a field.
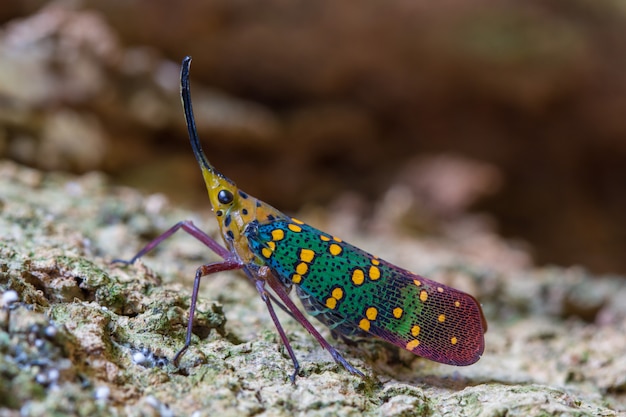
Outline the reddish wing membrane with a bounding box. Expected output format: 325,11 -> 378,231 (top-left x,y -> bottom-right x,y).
363,265 -> 487,366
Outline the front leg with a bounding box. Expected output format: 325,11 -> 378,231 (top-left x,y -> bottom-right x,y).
173,259 -> 243,365
112,220 -> 233,264
254,276 -> 301,383
113,220 -> 244,364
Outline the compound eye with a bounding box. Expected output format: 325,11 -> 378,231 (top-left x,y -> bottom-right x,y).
217,189 -> 234,204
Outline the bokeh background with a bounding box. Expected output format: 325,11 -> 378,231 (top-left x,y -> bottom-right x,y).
1,0 -> 625,274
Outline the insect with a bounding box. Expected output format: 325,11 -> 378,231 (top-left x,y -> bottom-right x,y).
115,56 -> 487,381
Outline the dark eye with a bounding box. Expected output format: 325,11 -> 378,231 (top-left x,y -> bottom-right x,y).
217,189 -> 234,204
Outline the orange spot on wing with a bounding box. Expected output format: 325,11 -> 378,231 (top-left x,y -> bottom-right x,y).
359,318 -> 370,331
329,243 -> 342,256
332,287 -> 344,300
369,266 -> 381,280
406,340 -> 420,351
271,229 -> 284,241
288,224 -> 302,233
296,262 -> 308,275
351,269 -> 365,285
299,248 -> 315,263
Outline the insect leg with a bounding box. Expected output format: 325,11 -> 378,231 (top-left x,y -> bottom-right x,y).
173,259 -> 243,365
112,220 -> 244,364
254,279 -> 301,383
112,220 -> 233,264
262,290 -> 362,379
265,292 -> 360,352
266,293 -> 297,320
260,269 -> 364,377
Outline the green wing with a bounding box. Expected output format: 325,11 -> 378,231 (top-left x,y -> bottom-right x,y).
246,218 -> 486,366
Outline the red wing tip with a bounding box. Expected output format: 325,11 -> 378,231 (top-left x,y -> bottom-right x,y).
449,352 -> 483,366
414,336 -> 485,366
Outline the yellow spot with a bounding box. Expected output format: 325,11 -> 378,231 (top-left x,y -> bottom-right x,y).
393,307 -> 403,318
271,229 -> 284,241
299,248 -> 315,263
262,248 -> 273,258
438,314 -> 446,323
369,266 -> 381,280
333,236 -> 342,242
329,243 -> 342,256
288,224 -> 302,233
420,290 -> 428,302
296,262 -> 308,275
366,307 -> 378,321
291,218 -> 304,224
454,300 -> 461,307
267,241 -> 276,251
371,258 -> 380,266
351,269 -> 365,285
413,279 -> 421,287
437,287 -> 444,293
332,287 -> 344,300
359,318 -> 370,331
320,235 -> 331,242
406,339 -> 420,351
451,337 -> 458,345
411,325 -> 420,337
326,298 -> 337,309
291,274 -> 302,284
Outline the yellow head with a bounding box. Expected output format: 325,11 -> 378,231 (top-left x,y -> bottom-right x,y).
181,57 -> 285,261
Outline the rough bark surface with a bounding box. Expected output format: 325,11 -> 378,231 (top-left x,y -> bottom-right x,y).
0,161 -> 623,416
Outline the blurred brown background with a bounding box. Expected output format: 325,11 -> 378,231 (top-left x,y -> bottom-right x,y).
1,0 -> 625,274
